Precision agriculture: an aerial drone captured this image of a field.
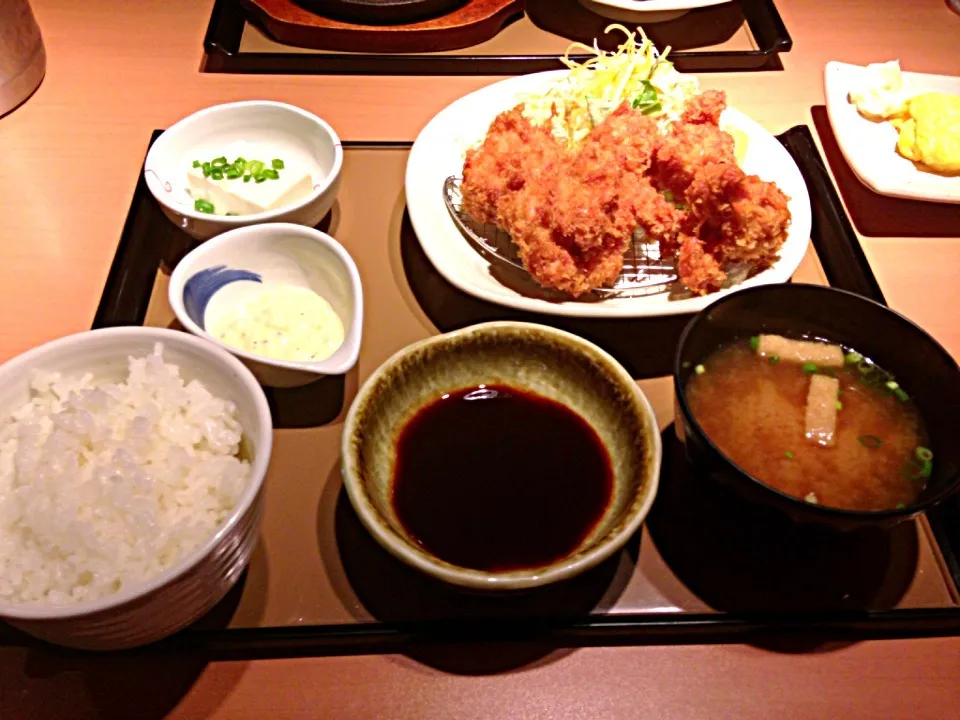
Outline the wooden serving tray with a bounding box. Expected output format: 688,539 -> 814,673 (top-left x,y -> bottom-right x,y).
241,0 -> 524,52
43,130 -> 956,659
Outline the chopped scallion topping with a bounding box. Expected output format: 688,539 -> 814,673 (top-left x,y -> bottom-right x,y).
858,434 -> 883,448
785,451 -> 794,459
845,351 -> 862,365
835,400 -> 843,410
768,355 -> 780,365
896,503 -> 905,510
916,447 -> 933,462
749,336 -> 760,351
802,362 -> 818,374
893,387 -> 909,402
194,198 -> 215,214
192,156 -> 285,183
694,364 -> 706,375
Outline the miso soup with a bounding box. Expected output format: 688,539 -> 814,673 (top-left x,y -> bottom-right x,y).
685,335 -> 931,511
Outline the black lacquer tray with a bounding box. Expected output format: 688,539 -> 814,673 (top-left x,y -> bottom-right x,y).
3,126 -> 959,660
202,0 -> 793,75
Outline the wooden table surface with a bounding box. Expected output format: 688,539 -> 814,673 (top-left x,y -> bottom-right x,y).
0,0 -> 959,717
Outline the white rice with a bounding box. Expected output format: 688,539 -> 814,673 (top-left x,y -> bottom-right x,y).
0,344 -> 250,606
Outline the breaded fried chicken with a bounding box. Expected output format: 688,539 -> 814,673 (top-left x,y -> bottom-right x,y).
494,103 -> 681,297
678,236 -> 726,295
461,106 -> 565,224
652,121 -> 738,202
680,89 -> 728,126
685,163 -> 792,267
457,91 -> 791,299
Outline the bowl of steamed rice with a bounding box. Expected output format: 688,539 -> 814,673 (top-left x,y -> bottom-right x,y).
0,327 -> 272,649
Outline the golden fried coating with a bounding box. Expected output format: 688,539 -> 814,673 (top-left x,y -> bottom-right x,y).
457,92 -> 791,299
680,89 -> 728,126
461,106 -> 566,224
678,236 -> 726,295
652,121 -> 738,201
685,164 -> 792,267
494,104 -> 676,296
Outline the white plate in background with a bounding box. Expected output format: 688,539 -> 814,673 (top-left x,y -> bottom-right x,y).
576,0 -> 732,24
823,61 -> 960,204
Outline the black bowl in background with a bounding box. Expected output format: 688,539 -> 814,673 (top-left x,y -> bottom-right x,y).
673,283 -> 960,531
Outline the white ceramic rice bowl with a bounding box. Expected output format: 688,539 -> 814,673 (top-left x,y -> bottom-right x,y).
0,327 -> 273,650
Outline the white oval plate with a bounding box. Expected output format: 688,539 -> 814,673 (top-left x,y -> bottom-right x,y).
576,0 -> 732,24
405,71 -> 812,319
823,61 -> 960,204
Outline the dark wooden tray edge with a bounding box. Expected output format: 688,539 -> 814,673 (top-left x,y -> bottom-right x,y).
202,0 -> 793,75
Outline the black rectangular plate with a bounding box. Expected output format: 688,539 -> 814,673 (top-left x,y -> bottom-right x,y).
202,0 -> 792,75
3,126 -> 959,659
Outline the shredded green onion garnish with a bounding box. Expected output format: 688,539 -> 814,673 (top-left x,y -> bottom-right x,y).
785,451 -> 794,459
904,447 -> 933,481
858,434 -> 883,448
835,401 -> 843,410
802,362 -> 818,374
896,503 -> 906,510
845,352 -> 862,365
192,155 -> 285,183
749,336 -> 760,351
893,387 -> 909,402
768,355 -> 780,365
194,198 -> 215,214
694,364 -> 706,375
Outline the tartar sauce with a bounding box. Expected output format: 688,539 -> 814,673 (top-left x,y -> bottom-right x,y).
210,285 -> 345,362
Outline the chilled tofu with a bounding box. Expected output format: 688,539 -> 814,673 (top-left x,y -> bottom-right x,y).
804,374 -> 840,447
756,334 -> 844,368
187,163 -> 314,216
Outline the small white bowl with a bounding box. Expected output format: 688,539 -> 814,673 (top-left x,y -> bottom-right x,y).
0,327 -> 272,650
169,223 -> 363,388
576,0 -> 732,23
145,101 -> 343,240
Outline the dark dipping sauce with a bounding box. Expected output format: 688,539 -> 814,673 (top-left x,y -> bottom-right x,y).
392,385 -> 614,572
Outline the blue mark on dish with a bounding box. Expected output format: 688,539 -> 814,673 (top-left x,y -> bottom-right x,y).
183,265 -> 262,329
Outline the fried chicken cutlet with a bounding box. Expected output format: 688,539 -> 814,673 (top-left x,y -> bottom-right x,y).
458,90 -> 790,299
461,106 -> 566,225
649,90 -> 792,294
462,103 -> 684,296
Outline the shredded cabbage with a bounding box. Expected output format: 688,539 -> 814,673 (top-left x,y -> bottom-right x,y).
521,25 -> 700,147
